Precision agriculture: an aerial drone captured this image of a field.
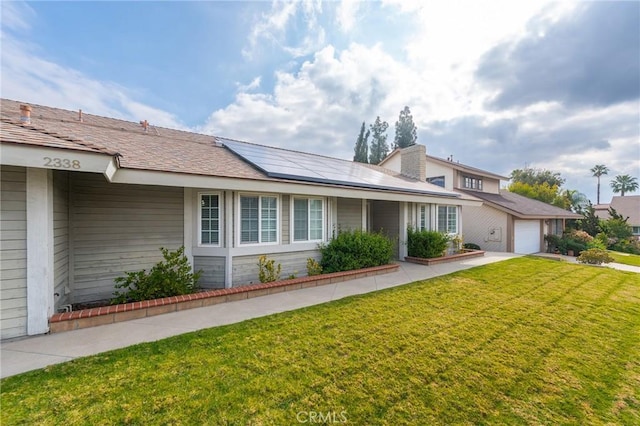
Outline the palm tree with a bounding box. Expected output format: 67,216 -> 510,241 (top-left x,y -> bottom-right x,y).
610,174 -> 639,196
590,164 -> 609,204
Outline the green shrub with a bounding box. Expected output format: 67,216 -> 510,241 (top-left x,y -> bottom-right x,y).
306,258 -> 323,276
319,229 -> 394,273
407,227 -> 450,259
112,246 -> 202,304
577,248 -> 614,265
258,255 -> 281,283
463,242 -> 481,251
586,239 -> 607,250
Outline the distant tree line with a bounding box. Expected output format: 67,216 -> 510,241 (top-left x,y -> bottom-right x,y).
353,106 -> 418,164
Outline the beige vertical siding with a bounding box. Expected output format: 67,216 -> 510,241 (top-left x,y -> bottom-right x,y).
1,166 -> 27,339
370,200 -> 400,258
232,250 -> 320,286
461,205 -> 508,252
193,256 -> 225,289
70,174 -> 184,303
336,198 -> 362,231
53,171 -> 69,309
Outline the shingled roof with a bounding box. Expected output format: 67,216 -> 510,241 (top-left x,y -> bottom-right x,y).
460,189 -> 582,219
0,99 -> 275,181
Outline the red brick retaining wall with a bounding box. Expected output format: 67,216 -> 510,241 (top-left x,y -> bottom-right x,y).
49,263 -> 399,333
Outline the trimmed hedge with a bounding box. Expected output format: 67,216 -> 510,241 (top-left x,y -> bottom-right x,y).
407,227 -> 450,259
319,230 -> 394,273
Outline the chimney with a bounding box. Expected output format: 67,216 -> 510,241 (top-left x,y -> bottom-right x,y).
140,120 -> 149,132
400,144 -> 427,181
20,104 -> 32,125
78,109 -> 83,122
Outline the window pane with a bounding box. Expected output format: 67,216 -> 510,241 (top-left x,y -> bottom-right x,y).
294,198 -> 308,241
200,194 -> 220,245
241,196 -> 259,243
447,206 -> 457,234
437,206 -> 447,233
420,205 -> 427,231
261,196 -> 277,243
309,199 -> 323,240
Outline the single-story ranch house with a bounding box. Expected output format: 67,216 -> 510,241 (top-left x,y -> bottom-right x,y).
0,99 -> 481,339
380,149 -> 581,254
594,196 -> 640,237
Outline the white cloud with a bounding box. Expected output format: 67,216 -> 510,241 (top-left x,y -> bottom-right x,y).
0,30 -> 185,129
1,1 -> 35,32
243,0 -> 324,59
236,76 -> 262,92
336,0 -> 361,32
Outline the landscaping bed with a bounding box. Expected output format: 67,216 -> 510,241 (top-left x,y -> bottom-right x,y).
49,263 -> 399,333
405,249 -> 485,265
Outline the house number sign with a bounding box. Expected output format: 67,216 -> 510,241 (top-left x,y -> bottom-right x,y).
43,157 -> 81,169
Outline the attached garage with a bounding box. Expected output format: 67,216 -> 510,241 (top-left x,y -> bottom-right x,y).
514,220 -> 541,254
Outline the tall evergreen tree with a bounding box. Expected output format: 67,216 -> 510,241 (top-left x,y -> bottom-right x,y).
590,164 -> 609,204
369,116 -> 389,164
352,122 -> 370,163
393,106 -> 417,149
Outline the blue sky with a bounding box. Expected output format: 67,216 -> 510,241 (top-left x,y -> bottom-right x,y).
1,0 -> 639,203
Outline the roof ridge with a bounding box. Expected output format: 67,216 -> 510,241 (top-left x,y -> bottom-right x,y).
1,98 -> 217,147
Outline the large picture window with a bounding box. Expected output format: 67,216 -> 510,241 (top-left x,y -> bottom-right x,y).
240,195 -> 278,244
293,198 -> 324,241
437,205 -> 458,234
200,193 -> 220,245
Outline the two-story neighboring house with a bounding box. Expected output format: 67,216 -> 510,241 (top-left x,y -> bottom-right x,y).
380,148 -> 582,254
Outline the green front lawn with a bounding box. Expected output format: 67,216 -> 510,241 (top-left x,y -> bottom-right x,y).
2,258 -> 639,424
609,251 -> 640,267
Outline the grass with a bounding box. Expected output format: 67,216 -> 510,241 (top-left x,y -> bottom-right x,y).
2,257 -> 639,425
608,251 -> 640,267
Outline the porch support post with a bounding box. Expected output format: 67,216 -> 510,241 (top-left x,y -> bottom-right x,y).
224,191 -> 234,288
26,168 -> 54,335
361,199 -> 367,231
399,202 -> 408,259
183,188 -> 194,267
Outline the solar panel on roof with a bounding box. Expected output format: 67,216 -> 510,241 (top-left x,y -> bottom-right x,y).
220,138 -> 458,197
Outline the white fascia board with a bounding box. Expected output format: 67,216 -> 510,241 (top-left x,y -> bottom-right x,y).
0,143 -> 117,180
110,168 -> 471,205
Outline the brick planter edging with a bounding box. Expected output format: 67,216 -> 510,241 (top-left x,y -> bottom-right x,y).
405,250 -> 485,266
49,263 -> 400,333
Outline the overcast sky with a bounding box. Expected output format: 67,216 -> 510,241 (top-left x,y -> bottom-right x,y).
1,0 -> 638,203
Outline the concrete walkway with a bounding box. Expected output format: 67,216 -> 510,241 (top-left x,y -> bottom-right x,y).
533,252 -> 640,273
1,252 -> 524,379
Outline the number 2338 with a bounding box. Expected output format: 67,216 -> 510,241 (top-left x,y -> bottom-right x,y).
43,157 -> 81,169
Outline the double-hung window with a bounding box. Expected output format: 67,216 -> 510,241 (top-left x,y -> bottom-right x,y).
200,193 -> 221,246
437,205 -> 458,234
293,198 -> 324,242
240,195 -> 278,244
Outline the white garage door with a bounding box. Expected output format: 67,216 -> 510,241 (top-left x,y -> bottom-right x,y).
514,220 -> 541,254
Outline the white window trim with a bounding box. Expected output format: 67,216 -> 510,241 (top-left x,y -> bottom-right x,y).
291,196 -> 326,243
197,191 -> 223,247
437,205 -> 459,235
237,193 -> 280,246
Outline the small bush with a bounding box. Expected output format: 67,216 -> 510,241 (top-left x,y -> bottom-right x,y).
577,248 -> 614,265
112,246 -> 202,304
407,227 -> 450,259
306,258 -> 323,276
258,255 -> 281,283
319,229 -> 394,273
463,242 -> 481,251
